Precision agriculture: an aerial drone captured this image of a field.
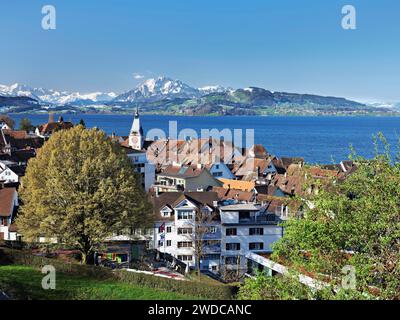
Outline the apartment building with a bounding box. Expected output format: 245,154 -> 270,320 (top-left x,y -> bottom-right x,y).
151,191 -> 221,270
219,203 -> 283,271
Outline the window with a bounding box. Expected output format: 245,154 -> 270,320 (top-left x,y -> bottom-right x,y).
249,242 -> 264,250
226,243 -> 240,251
215,164 -> 220,169
178,228 -> 193,235
204,240 -> 220,247
166,240 -> 172,247
177,210 -> 194,220
213,172 -> 223,177
204,254 -> 220,260
178,255 -> 193,262
160,207 -> 171,217
158,240 -> 163,247
249,228 -> 264,235
166,226 -> 172,233
225,256 -> 239,265
177,241 -> 193,248
208,226 -> 217,234
226,228 -> 237,236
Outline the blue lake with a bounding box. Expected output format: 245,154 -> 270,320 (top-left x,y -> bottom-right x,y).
9,114 -> 400,164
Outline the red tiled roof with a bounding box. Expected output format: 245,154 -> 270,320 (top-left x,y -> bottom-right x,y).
212,186 -> 255,202
0,187 -> 16,217
38,121 -> 73,135
159,164 -> 205,178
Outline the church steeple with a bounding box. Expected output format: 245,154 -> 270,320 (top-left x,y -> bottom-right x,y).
129,106 -> 144,150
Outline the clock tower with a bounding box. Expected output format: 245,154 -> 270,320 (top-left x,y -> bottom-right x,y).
129,107 -> 144,150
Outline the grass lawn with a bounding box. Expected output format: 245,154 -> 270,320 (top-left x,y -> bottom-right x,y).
0,265 -> 198,300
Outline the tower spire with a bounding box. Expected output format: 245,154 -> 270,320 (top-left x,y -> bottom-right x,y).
129,106 -> 144,150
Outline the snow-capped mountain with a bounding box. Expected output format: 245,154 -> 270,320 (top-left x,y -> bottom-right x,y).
0,77 -> 229,106
114,76 -> 204,102
0,83 -> 116,105
198,85 -> 230,95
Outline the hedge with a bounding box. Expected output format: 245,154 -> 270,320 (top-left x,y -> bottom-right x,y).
0,248 -> 236,300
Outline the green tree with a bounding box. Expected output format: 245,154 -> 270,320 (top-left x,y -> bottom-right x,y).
239,134 -> 400,300
16,125 -> 153,264
238,272 -> 314,300
79,119 -> 86,128
19,118 -> 34,132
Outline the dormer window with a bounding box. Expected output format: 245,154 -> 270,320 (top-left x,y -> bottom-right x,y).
160,206 -> 172,217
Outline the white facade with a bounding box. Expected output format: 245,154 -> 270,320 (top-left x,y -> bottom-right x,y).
127,151 -> 155,191
208,162 -> 235,179
0,162 -> 19,184
125,109 -> 155,191
0,122 -> 11,130
153,198 -> 221,271
0,188 -> 19,241
128,108 -> 144,150
151,198 -> 284,274
219,204 -> 283,270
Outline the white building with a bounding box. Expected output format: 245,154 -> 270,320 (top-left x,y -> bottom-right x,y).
120,108 -> 155,191
0,161 -> 19,184
207,162 -> 235,179
0,121 -> 11,130
125,149 -> 155,191
0,187 -> 19,241
219,203 -> 283,271
151,191 -> 221,271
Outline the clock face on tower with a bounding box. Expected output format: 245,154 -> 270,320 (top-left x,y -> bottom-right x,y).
132,136 -> 138,143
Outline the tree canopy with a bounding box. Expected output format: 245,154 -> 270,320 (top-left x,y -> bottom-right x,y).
16,125 -> 153,263
239,134 -> 400,300
19,118 -> 35,132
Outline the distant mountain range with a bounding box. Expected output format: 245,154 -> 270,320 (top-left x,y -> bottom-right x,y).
0,83 -> 117,105
0,76 -> 398,116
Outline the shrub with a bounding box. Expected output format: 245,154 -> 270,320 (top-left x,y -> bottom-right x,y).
0,248 -> 236,300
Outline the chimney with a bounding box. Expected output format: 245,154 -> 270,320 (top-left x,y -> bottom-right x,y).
48,113 -> 55,123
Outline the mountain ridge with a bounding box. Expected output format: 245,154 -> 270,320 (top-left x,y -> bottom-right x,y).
0,76 -> 398,116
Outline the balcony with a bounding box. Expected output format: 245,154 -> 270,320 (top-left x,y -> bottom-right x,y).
203,243 -> 221,254
238,213 -> 278,225
153,181 -> 184,192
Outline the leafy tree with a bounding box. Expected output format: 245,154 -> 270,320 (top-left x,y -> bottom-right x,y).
16,125 -> 153,264
238,272 -> 313,300
239,133 -> 400,300
78,119 -> 86,128
192,209 -> 218,279
0,115 -> 15,129
19,118 -> 34,132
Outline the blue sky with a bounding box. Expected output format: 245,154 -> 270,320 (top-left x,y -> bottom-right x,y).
0,0 -> 399,101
